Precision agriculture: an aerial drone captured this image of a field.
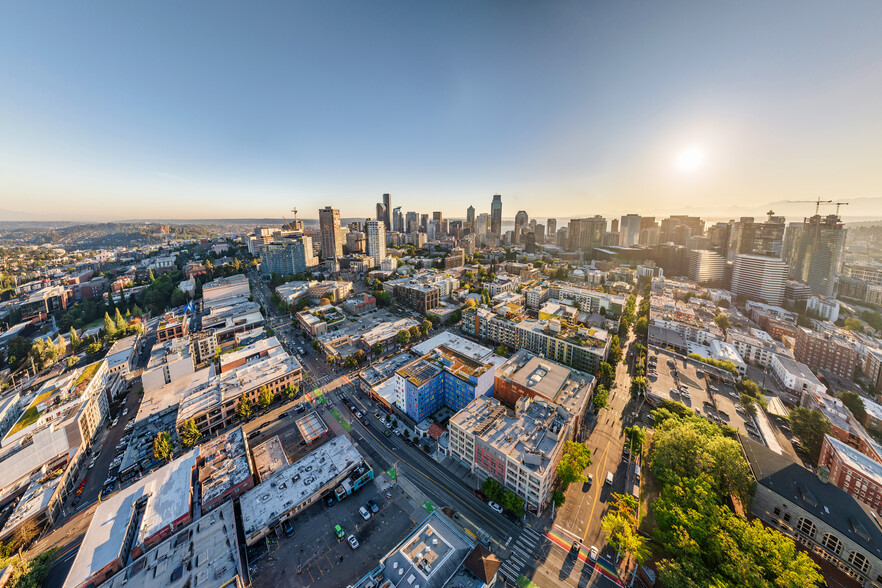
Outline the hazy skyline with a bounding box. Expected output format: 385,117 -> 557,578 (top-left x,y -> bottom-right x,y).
2,1 -> 881,221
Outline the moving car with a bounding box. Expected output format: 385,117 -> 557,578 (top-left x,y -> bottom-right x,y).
587,473 -> 593,485
488,501 -> 504,514
589,545 -> 599,561
605,471 -> 614,485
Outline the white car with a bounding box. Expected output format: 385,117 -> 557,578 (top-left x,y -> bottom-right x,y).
488,501 -> 504,514
589,545 -> 599,561
347,534 -> 359,550
355,411 -> 362,418
359,506 -> 371,520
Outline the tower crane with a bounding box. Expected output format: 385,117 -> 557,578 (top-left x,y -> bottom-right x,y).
785,197 -> 833,216
833,201 -> 849,218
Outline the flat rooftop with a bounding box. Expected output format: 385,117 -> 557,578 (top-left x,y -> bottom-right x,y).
380,512 -> 473,588
99,501 -> 243,588
497,349 -> 594,414
251,436 -> 289,482
239,435 -> 364,541
198,427 -> 252,508
774,355 -> 824,386
66,450 -> 198,588
135,369 -> 212,425
360,353 -> 416,387
218,336 -> 282,371
412,332 -> 493,363
295,412 -> 328,445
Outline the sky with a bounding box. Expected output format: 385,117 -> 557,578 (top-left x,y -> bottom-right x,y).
1,1 -> 881,222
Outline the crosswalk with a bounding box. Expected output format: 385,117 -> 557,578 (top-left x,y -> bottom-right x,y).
499,526 -> 543,582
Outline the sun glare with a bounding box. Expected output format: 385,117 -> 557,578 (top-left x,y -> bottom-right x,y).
677,146 -> 706,172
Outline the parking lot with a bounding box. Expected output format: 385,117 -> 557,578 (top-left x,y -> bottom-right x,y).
249,477 -> 417,587
647,347 -> 761,441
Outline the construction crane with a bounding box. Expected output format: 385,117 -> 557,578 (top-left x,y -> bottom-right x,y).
833,201 -> 849,217
786,197 -> 833,216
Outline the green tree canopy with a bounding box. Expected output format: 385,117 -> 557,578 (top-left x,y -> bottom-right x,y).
409,325 -> 421,339
556,441 -> 593,491
713,313 -> 730,334
179,419 -> 202,449
236,395 -> 254,421
593,385 -> 609,411
153,431 -> 173,462
624,425 -> 647,453
840,391 -> 867,423
843,316 -> 862,331
396,329 -> 411,346
103,312 -> 117,338
283,383 -> 298,399
257,385 -> 274,409
633,316 -> 649,337
602,493 -> 649,564
788,407 -> 831,464
421,319 -> 432,336
372,343 -> 384,356
596,362 -> 615,386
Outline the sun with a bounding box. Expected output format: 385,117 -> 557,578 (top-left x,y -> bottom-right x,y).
677,146 -> 706,172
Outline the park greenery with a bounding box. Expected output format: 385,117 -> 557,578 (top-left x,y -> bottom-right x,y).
839,391 -> 867,423
601,493 -> 648,564
593,385 -> 608,411
648,402 -> 822,587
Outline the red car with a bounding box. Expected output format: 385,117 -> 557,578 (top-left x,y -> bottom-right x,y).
473,489 -> 487,502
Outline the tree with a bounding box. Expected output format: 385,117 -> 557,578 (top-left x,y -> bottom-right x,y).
409,325 -> 421,339
552,490 -> 566,507
312,340 -> 321,351
421,319 -> 432,336
319,297 -> 331,306
372,342 -> 384,356
789,407 -> 831,464
236,395 -> 254,421
69,327 -> 81,350
602,494 -> 649,564
258,385 -> 274,409
426,313 -> 441,328
170,287 -> 188,308
153,431 -> 173,462
713,313 -> 730,336
556,441 -> 593,490
131,304 -> 143,318
844,317 -> 862,331
345,355 -> 358,369
633,316 -> 648,337
630,376 -> 647,396
354,349 -> 366,364
608,335 -> 623,366
396,329 -> 411,346
179,419 -> 202,448
593,385 -> 609,410
840,391 -> 867,423
56,334 -> 67,358
494,345 -> 509,357
624,425 -> 646,453
283,383 -> 298,399
113,307 -> 127,332
596,362 -> 615,386
148,269 -> 156,282
103,312 -> 117,338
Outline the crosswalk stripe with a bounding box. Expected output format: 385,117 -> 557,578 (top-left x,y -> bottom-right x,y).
511,544 -> 531,560
508,553 -> 527,567
523,527 -> 542,539
517,535 -> 538,548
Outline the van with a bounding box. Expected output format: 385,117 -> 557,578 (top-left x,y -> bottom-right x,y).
632,463 -> 641,481
605,471 -> 614,485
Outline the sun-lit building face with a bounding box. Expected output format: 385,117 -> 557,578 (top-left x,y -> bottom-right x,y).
677,146 -> 706,172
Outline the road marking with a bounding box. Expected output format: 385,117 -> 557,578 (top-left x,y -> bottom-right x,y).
582,423 -> 615,542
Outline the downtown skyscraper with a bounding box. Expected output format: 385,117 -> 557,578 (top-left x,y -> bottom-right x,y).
318,206 -> 343,258
490,194 -> 502,240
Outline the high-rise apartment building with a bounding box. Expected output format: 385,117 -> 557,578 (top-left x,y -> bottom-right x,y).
405,211 -> 418,234
514,211 -> 529,244
382,193 -> 392,230
365,220 -> 386,265
490,194 -> 502,238
546,218 -> 557,237
619,214 -> 641,248
783,214 -> 847,297
376,202 -> 386,226
260,236 -> 317,276
318,206 -> 343,259
568,216 -> 606,253
466,206 -> 475,231
731,254 -> 787,305
420,213 -> 428,232
687,249 -> 726,285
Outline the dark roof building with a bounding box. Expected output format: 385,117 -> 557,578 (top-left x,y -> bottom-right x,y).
743,437 -> 882,587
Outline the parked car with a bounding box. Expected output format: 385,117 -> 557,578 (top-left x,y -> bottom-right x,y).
589,545 -> 599,561
347,535 -> 359,550
473,489 -> 487,502
367,500 -> 379,513
355,411 -> 362,418
282,519 -> 295,537
334,524 -> 345,539
383,429 -> 391,437
488,501 -> 504,514
359,506 -> 371,520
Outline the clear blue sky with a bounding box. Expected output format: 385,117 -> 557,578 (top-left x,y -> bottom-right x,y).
1,1 -> 881,221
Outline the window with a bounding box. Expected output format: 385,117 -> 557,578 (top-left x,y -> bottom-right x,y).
848,551 -> 870,575
773,507 -> 781,517
783,512 -> 791,523
822,532 -> 843,555
796,517 -> 817,538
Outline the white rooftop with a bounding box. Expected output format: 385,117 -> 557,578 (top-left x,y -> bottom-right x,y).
412,332 -> 493,363
66,450 -> 198,588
